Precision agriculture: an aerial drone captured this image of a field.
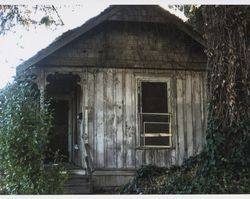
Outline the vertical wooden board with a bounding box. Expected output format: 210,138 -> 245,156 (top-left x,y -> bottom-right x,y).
87,71 -> 95,162
142,149 -> 146,165
154,149 -> 167,167
77,86 -> 82,165
78,79 -> 85,166
200,72 -> 205,148
103,71 -> 107,167
168,150 -> 173,167
185,72 -> 194,157
170,149 -> 176,166
191,73 -> 197,152
202,72 -> 208,146
160,151 -> 166,167
145,150 -> 151,165
95,71 -> 105,168
157,150 -> 166,167
155,150 -> 159,166
154,150 -> 158,167
153,150 -> 157,166
177,78 -> 185,165
135,150 -> 143,167
193,72 -> 202,153
135,74 -> 141,168
161,151 -> 169,167
147,150 -> 155,165
130,72 -> 137,167
115,71 -> 124,168
104,69 -> 116,168
124,72 -> 134,168
182,74 -> 188,160
122,71 -> 126,167
172,76 -> 178,165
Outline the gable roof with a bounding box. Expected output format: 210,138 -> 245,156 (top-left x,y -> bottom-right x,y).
17,5 -> 206,73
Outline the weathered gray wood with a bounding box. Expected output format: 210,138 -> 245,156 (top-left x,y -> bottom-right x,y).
131,72 -> 137,167
182,73 -> 188,159
193,72 -> 202,153
145,150 -> 151,165
76,86 -> 82,166
93,169 -> 136,176
68,99 -> 74,163
124,72 -> 134,168
202,72 -> 208,146
177,77 -> 185,165
80,74 -> 87,168
105,69 -> 116,168
77,68 -> 207,171
28,5 -> 209,190
135,150 -> 143,167
122,71 -> 126,167
85,143 -> 94,173
115,71 -> 124,168
95,71 -> 105,168
157,150 -> 166,167
185,72 -> 194,157
200,72 -> 205,148
87,70 -> 95,165
172,75 -> 178,165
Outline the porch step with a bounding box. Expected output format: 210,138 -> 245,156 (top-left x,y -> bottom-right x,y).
64,169 -> 93,194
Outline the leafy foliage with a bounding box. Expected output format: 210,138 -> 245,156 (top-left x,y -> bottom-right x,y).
168,5 -> 204,32
0,5 -> 64,34
121,151 -> 250,194
0,76 -> 67,194
121,5 -> 250,194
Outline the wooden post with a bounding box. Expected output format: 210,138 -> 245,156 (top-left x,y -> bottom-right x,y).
77,71 -> 88,169
37,67 -> 47,110
84,69 -> 89,144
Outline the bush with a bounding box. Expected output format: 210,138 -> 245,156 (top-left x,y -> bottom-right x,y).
0,78 -> 67,194
121,152 -> 250,194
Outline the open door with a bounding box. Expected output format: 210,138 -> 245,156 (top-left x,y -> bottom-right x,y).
47,99 -> 70,162
45,73 -> 82,166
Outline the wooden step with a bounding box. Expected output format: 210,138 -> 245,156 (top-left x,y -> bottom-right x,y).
64,174 -> 93,194
62,163 -> 92,194
64,185 -> 92,194
65,178 -> 90,186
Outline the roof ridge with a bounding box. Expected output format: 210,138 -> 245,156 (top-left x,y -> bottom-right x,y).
17,5 -> 122,73
16,5 -> 205,74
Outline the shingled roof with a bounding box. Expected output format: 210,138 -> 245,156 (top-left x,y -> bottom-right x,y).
16,5 -> 206,73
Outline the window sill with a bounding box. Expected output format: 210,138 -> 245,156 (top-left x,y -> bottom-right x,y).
136,146 -> 175,150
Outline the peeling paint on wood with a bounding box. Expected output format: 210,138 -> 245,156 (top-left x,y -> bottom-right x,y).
78,68 -> 207,170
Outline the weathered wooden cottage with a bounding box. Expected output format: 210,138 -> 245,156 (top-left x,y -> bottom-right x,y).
17,5 -> 207,192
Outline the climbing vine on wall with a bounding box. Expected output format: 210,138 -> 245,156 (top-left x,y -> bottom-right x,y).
203,5 -> 250,167
0,76 -> 67,194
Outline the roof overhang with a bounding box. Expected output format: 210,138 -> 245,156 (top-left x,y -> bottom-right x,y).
16,5 -> 206,74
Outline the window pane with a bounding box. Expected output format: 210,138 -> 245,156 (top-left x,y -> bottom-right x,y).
142,114 -> 170,123
139,81 -> 171,147
144,122 -> 170,134
145,136 -> 170,146
141,82 -> 168,113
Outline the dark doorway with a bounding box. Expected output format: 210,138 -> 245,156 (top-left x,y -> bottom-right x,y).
47,100 -> 69,162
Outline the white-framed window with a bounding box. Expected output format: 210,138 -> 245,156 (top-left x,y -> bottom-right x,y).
137,78 -> 172,148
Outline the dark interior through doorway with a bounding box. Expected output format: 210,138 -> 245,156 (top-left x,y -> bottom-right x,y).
47,99 -> 69,162
45,73 -> 80,164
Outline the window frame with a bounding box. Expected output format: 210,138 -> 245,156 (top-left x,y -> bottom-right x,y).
136,77 -> 172,149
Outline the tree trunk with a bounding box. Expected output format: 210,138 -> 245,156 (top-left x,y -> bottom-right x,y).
202,6 -> 250,165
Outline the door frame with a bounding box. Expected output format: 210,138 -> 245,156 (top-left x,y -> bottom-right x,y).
50,94 -> 75,163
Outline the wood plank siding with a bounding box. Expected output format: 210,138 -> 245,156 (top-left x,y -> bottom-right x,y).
30,8 -> 207,189
85,68 -> 207,169
44,67 -> 207,169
